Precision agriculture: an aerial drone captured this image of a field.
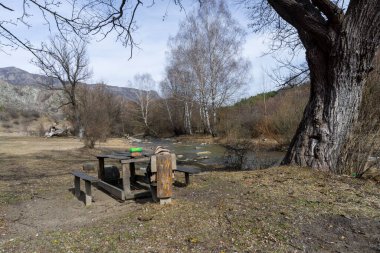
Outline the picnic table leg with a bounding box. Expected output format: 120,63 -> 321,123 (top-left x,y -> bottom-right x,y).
185,172 -> 190,186
130,162 -> 136,183
98,157 -> 105,180
84,181 -> 92,206
122,163 -> 132,197
74,176 -> 80,199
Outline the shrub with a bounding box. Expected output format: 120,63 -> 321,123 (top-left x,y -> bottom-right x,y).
223,139 -> 255,170
2,123 -> 12,129
0,113 -> 10,122
21,110 -> 40,119
8,109 -> 19,119
38,123 -> 46,137
78,84 -> 122,148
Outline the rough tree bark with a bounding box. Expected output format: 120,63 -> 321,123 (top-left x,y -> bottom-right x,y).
272,0 -> 380,172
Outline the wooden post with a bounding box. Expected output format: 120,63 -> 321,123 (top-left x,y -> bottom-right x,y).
98,157 -> 104,180
84,181 -> 92,206
74,176 -> 80,199
130,162 -> 136,183
156,154 -> 173,202
122,163 -> 131,195
150,155 -> 157,172
185,173 -> 190,186
171,153 -> 177,171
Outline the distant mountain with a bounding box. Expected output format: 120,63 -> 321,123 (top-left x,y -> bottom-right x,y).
106,85 -> 160,101
0,67 -> 160,101
0,67 -> 57,87
0,79 -> 62,113
0,66 -> 161,117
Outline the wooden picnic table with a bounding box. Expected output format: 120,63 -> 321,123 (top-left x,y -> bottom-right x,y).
96,152 -> 152,200
94,151 -> 199,203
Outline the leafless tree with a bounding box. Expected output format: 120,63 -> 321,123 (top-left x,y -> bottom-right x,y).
166,0 -> 251,136
241,0 -> 380,172
32,35 -> 92,134
78,83 -> 122,148
131,73 -> 157,136
161,63 -> 196,135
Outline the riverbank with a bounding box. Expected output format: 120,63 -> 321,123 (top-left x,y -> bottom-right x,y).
174,134 -> 284,151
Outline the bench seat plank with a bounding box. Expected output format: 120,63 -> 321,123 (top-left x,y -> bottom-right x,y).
175,167 -> 201,185
72,171 -> 99,183
176,167 -> 201,174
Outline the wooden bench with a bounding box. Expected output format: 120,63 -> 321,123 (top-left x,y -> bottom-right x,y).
72,171 -> 99,206
175,167 -> 201,185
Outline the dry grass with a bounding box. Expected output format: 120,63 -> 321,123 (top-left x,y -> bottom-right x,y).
0,136 -> 379,252
0,136 -> 129,155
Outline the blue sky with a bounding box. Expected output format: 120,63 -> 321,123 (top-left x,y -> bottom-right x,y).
0,1 -> 304,97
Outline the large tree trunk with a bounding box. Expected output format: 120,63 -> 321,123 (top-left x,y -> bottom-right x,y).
276,0 -> 380,172
282,45 -> 366,172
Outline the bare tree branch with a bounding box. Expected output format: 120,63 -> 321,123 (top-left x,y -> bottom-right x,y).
31,35 -> 92,133
311,0 -> 344,30
0,0 -> 186,58
0,3 -> 14,11
266,0 -> 332,51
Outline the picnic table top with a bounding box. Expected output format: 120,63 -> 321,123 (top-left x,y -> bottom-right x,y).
96,152 -> 151,161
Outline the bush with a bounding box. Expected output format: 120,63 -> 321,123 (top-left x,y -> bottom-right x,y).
38,123 -> 46,137
8,109 -> 19,119
0,113 -> 10,122
21,110 -> 40,119
78,84 -> 122,148
223,139 -> 255,170
2,123 -> 12,129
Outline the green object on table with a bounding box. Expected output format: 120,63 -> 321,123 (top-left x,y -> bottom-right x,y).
130,147 -> 143,152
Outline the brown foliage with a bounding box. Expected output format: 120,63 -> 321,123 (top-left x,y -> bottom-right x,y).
218,85 -> 309,145
262,86 -> 309,144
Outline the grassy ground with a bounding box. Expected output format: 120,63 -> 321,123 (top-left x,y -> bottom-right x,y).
0,136 -> 379,252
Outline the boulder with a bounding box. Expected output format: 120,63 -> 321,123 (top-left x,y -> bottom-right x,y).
196,151 -> 211,156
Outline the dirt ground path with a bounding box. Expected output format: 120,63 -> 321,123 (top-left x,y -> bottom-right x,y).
0,137 -> 379,252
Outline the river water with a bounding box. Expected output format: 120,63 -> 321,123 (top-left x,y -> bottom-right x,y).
131,138 -> 285,170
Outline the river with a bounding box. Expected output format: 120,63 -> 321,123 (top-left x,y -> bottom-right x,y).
129,137 -> 285,170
